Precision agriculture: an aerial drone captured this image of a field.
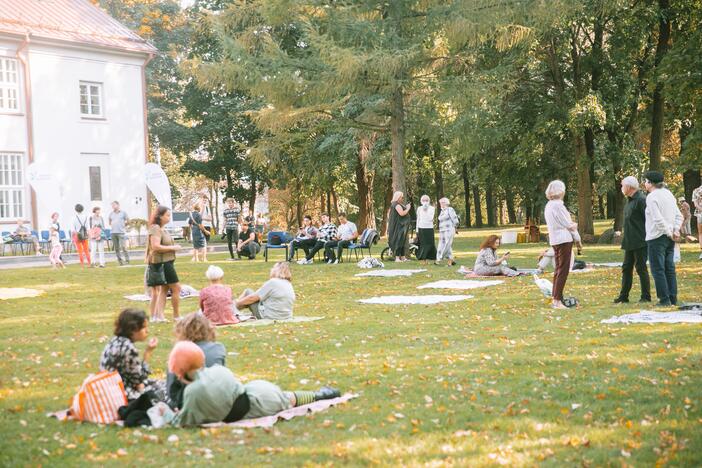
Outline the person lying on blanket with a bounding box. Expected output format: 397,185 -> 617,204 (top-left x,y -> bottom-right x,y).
168,341 -> 340,426
472,235 -> 519,277
535,246 -> 587,274
199,265 -> 239,325
167,313 -> 227,410
99,308 -> 167,401
235,261 -> 295,321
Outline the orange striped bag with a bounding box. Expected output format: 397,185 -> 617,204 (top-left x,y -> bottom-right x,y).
70,371 -> 128,424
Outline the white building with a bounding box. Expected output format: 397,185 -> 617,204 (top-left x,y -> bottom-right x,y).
0,0 -> 156,233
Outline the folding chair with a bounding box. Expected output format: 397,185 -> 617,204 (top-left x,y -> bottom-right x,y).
264,231 -> 291,262
346,228 -> 379,262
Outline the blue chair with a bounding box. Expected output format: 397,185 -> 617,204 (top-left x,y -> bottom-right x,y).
264,231 -> 291,262
40,230 -> 51,254
103,228 -> 112,250
346,228 -> 379,262
0,231 -> 9,256
59,230 -> 72,252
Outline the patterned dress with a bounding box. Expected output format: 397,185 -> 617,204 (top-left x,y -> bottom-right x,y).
473,248 -> 519,277
99,336 -> 166,401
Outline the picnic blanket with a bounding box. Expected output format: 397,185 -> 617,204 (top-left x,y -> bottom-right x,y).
235,316 -> 324,327
0,288 -> 44,300
355,269 -> 427,277
359,295 -> 473,305
417,279 -> 504,290
601,310 -> 702,324
457,266 -> 527,278
48,393 -> 357,428
592,262 -> 623,268
124,285 -> 199,302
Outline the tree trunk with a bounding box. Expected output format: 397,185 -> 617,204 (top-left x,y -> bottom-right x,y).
485,185 -> 496,227
473,183 -> 483,228
506,192 -> 517,224
390,86 -> 407,194
432,142 -> 445,208
380,180 -> 393,236
331,188 -> 339,216
248,177 -> 257,214
356,134 -> 377,231
575,134 -> 594,235
326,190 -> 332,215
461,162 -> 472,228
649,0 -> 671,171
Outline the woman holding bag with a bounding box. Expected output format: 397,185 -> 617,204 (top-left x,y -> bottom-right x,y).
189,202 -> 208,263
147,206 -> 182,322
89,206 -> 106,268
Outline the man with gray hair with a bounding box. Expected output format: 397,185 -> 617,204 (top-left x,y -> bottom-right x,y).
614,176 -> 651,304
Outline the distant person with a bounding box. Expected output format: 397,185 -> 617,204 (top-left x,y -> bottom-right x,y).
199,265 -> 239,326
236,262 -> 295,321
678,197 -> 693,240
415,194 -> 436,264
48,225 -> 65,269
71,204 -> 91,267
109,201 -> 130,266
613,176 -> 651,304
387,191 -> 411,262
222,198 -> 241,261
324,213 -> 358,264
255,212 -> 267,238
89,206 -> 106,268
237,223 -> 260,260
694,183 -> 702,260
473,235 -> 519,277
544,180 -> 582,309
189,202 -> 207,263
287,215 -> 318,262
436,197 -> 459,266
643,171 -> 683,306
11,218 -> 42,254
167,313 -> 227,410
298,212 -> 337,265
146,206 -> 183,322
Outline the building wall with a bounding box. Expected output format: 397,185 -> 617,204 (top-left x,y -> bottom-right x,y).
0,37 -> 150,231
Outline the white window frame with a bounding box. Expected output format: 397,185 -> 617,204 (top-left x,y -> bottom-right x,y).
0,152 -> 25,221
79,81 -> 104,118
0,58 -> 20,112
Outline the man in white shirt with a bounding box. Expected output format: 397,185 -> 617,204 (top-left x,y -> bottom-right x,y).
643,171 -> 683,306
324,212 -> 358,264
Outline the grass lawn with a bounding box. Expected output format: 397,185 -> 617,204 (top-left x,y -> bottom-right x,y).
1,223 -> 701,466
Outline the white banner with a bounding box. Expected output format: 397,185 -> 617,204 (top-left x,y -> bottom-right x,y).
26,161 -> 62,216
144,163 -> 172,209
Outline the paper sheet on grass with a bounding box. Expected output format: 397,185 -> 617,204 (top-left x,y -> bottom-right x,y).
355,269 -> 427,277
601,310 -> 702,324
417,280 -> 503,290
234,316 -> 324,327
359,295 -> 473,305
0,288 -> 44,300
592,262 -> 623,268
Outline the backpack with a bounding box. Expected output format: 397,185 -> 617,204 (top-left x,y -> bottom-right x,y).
269,234 -> 282,246
76,216 -> 88,241
69,371 -> 128,424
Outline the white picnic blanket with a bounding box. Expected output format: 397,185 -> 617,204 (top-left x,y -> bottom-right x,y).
359,295 -> 473,305
355,269 -> 427,277
592,262 -> 623,268
601,310 -> 702,324
417,280 -> 503,290
124,285 -> 199,302
0,288 -> 43,300
236,316 -> 324,327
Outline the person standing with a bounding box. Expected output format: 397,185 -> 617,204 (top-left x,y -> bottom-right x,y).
643,171 -> 683,306
415,195 -> 436,264
71,204 -> 91,267
678,197 -> 692,240
89,206 -> 106,268
693,183 -> 702,260
387,191 -> 412,262
613,177 -> 651,304
543,180 -> 582,309
222,198 -> 241,261
48,225 -> 65,269
436,197 -> 459,266
146,206 -> 183,322
189,202 -> 207,263
109,201 -> 130,266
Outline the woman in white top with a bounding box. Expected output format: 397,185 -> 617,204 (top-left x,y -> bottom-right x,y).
544,180 -> 582,309
415,194 -> 437,264
89,206 -> 106,268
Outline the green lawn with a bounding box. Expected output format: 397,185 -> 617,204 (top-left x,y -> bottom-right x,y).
1,225 -> 701,466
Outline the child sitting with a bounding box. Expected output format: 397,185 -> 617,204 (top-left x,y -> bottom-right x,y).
169,341 -> 340,426
99,308 -> 166,401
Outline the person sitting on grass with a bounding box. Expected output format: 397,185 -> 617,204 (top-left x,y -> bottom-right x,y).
166,313 -> 227,410
169,341 -> 341,426
472,235 -> 519,277
536,246 -> 577,274
235,261 -> 295,321
199,265 -> 239,326
298,212 -> 337,265
237,223 -> 260,260
287,215 -> 318,262
99,308 -> 166,401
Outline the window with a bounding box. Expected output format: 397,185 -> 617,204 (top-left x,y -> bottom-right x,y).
0,58 -> 19,112
79,82 -> 103,117
89,166 -> 102,201
0,153 -> 24,219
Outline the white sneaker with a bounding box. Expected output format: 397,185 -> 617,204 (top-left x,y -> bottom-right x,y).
333,259 -> 339,265
297,259 -> 306,265
305,259 -> 313,265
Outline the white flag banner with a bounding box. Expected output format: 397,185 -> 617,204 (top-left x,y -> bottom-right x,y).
26,161 -> 62,214
144,163 -> 172,209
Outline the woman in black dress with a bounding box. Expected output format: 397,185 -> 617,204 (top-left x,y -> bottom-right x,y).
387,191 -> 412,262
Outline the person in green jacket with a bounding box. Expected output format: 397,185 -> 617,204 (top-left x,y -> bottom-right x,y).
168,341 -> 341,427
614,176 -> 651,304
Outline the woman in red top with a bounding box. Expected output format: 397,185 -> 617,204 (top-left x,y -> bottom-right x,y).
199,265 -> 239,325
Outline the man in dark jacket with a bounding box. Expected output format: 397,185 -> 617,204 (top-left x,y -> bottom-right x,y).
614,176 -> 651,303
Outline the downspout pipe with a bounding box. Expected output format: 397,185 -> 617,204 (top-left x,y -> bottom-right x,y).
16,34 -> 38,230
142,53 -> 155,219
